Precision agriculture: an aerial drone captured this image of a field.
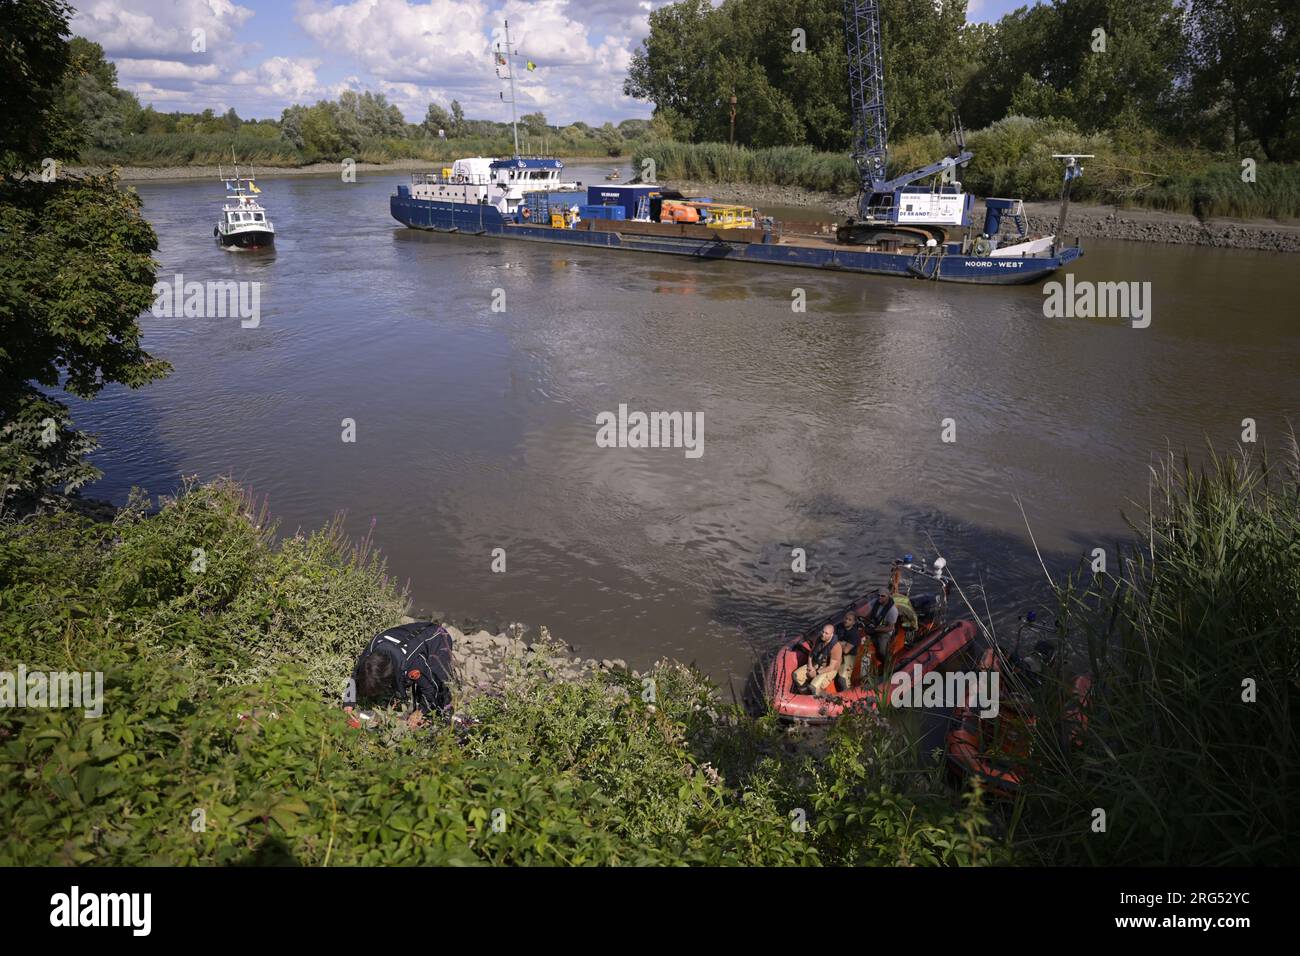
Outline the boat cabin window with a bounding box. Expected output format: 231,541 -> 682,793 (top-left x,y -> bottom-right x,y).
253,213 -> 264,221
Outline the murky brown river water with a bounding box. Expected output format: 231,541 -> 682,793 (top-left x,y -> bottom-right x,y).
70,165 -> 1298,687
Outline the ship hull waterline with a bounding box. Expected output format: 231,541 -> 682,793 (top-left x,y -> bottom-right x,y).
217,229 -> 275,250
390,195 -> 1082,285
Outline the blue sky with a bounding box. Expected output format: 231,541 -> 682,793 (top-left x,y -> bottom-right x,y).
71,0 -> 1036,125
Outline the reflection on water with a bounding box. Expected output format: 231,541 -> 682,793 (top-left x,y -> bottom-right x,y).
69,166 -> 1300,685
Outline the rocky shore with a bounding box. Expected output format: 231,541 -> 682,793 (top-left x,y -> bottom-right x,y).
667,179 -> 1300,253
398,615 -> 636,696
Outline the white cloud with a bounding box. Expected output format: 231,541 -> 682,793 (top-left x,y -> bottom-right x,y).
72,0 -> 256,60
112,58 -> 223,82
229,57 -> 324,101
296,0 -> 650,122
69,0 -> 656,122
296,0 -> 488,82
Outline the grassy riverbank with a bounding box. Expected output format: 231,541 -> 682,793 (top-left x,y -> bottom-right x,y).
635,118 -> 1300,221
81,133 -> 626,171
66,157 -> 625,184
2,441 -> 1295,865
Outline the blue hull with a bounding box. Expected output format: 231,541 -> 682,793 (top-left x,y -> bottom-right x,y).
390,193 -> 1082,285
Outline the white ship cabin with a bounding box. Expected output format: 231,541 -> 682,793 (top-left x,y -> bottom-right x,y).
217,189 -> 274,241
409,156 -> 581,215
222,196 -> 271,230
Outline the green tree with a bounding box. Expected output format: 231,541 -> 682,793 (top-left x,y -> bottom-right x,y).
0,0 -> 167,508
597,121 -> 624,156
625,0 -> 975,150
450,99 -> 464,135
960,0 -> 1188,134
58,38 -> 134,150
279,104 -> 307,149
298,102 -> 356,158
1187,0 -> 1300,159
0,0 -> 83,174
520,111 -> 549,140
422,102 -> 451,136
624,0 -> 721,142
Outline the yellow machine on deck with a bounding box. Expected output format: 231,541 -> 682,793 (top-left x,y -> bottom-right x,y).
697,203 -> 756,229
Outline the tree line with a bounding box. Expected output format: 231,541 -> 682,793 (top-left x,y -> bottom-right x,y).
624,0 -> 1300,161
55,38 -> 647,163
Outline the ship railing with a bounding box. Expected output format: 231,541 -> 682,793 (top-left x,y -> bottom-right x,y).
861,202 -> 899,222
411,172 -> 492,186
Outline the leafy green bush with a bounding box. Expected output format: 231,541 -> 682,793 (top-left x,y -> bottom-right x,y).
0,479 -> 997,865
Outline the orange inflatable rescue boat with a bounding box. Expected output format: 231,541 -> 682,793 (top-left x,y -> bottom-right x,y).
766,556 -> 978,723
945,616 -> 1092,798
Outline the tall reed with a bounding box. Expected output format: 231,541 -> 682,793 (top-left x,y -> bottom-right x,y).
1013,439 -> 1299,865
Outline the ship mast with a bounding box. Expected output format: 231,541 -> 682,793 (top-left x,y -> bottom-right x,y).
496,19 -> 521,158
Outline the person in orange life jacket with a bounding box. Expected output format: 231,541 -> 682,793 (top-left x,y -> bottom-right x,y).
864,588 -> 900,674
793,623 -> 842,696
344,622 -> 453,728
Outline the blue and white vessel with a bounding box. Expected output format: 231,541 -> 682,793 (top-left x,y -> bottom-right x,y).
389,16 -> 1086,285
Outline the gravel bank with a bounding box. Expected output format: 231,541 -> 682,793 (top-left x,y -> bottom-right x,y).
667,179 -> 1300,253
398,615 -> 636,697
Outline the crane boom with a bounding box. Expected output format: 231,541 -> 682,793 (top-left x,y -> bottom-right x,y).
843,0 -> 888,192
840,0 -> 973,239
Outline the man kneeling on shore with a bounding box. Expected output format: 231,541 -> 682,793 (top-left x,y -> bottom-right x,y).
344,621 -> 453,728
793,624 -> 842,697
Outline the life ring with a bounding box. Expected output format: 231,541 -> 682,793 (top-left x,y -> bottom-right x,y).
521,207 -> 531,220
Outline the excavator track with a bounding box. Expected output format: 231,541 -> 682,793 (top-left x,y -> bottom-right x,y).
835,222 -> 947,248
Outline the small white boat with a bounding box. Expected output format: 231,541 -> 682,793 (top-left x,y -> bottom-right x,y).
214,162 -> 274,250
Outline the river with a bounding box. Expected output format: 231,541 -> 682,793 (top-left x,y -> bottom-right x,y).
69,163 -> 1299,688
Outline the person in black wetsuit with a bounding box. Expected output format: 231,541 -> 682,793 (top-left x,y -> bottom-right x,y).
344,622 -> 454,727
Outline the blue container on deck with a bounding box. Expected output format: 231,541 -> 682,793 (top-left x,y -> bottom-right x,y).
579,204 -> 626,221
586,184 -> 657,221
